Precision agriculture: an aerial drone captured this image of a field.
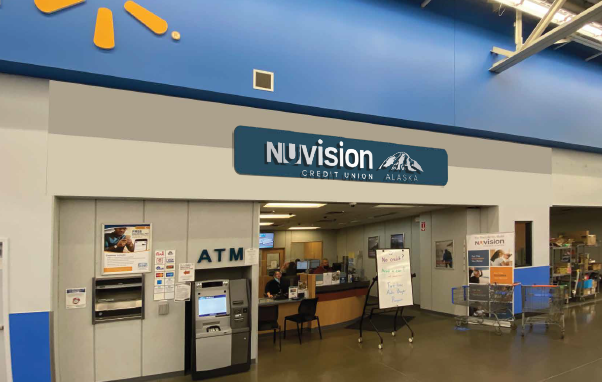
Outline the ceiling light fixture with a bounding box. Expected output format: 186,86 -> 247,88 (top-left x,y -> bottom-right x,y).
264,203 -> 327,208
260,222 -> 274,226
289,227 -> 320,230
260,214 -> 296,219
493,0 -> 602,41
374,204 -> 417,208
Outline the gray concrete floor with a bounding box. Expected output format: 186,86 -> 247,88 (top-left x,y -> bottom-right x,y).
161,300 -> 602,382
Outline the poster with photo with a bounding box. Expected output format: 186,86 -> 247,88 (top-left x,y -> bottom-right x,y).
467,232 -> 514,285
390,234 -> 404,249
435,240 -> 454,269
467,232 -> 515,316
102,224 -> 152,275
368,236 -> 380,258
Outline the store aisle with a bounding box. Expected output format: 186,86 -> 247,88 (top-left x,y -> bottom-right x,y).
159,301 -> 602,382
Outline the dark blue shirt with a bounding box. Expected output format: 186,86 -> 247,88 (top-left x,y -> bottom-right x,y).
105,233 -> 126,252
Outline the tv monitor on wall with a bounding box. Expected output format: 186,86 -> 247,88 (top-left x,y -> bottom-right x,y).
259,233 -> 275,249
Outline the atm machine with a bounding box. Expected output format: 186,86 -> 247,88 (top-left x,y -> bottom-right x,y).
192,279 -> 250,380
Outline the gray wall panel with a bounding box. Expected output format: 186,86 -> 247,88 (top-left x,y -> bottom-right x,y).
49,81 -> 552,175
187,201 -> 253,267
419,213 -> 433,310
142,201 -> 188,376
57,199 -> 96,382
94,200 -> 143,381
430,208 -> 468,315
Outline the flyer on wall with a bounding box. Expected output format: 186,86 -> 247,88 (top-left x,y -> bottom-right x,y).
102,224 -> 152,275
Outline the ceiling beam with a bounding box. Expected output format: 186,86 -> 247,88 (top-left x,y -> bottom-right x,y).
490,1 -> 602,73
522,0 -> 567,48
421,0 -> 432,8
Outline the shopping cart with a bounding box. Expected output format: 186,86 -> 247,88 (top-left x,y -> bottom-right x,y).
452,284 -> 517,335
521,285 -> 566,339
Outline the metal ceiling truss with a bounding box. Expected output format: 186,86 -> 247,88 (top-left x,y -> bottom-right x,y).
490,0 -> 602,73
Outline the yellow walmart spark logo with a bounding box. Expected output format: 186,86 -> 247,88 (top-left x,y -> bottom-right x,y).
34,0 -> 176,50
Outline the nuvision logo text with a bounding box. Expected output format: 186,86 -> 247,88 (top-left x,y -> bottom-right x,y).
266,139 -> 425,183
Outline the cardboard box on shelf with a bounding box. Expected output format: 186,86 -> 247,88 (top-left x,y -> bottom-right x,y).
589,264 -> 602,271
563,231 -> 596,246
564,231 -> 589,242
554,266 -> 571,275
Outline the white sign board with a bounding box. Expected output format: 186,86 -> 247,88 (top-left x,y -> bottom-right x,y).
376,249 -> 413,309
66,288 -> 87,309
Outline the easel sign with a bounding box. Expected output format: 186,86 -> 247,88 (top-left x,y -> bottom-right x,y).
376,249 -> 413,309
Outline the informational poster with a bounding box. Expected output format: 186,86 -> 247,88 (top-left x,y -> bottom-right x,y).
178,263 -> 195,282
154,269 -> 165,301
435,240 -> 454,269
368,236 -> 380,258
390,234 -> 404,249
245,248 -> 259,266
175,283 -> 191,302
155,250 -> 165,264
66,288 -> 87,309
166,250 -> 176,266
102,224 -> 152,275
154,286 -> 165,301
467,232 -> 515,315
165,285 -> 175,300
376,249 -> 413,309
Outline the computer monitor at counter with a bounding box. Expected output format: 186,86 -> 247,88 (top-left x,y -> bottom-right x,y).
309,259 -> 320,269
296,261 -> 308,270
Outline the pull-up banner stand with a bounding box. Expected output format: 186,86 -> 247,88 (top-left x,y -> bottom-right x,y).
358,249 -> 415,349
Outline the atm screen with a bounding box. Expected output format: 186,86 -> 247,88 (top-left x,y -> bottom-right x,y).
198,295 -> 228,317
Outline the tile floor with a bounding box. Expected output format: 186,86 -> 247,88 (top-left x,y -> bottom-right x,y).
159,300 -> 602,382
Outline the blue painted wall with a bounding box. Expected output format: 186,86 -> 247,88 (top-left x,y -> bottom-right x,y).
9,312 -> 51,382
0,0 -> 601,149
514,266 -> 550,314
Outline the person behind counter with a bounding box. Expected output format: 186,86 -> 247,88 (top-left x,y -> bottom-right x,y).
265,271 -> 283,298
311,259 -> 333,274
281,260 -> 298,276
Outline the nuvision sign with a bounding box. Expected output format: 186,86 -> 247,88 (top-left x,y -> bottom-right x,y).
234,126 -> 448,186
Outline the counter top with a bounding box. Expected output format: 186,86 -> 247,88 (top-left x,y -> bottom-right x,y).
258,297 -> 306,307
316,281 -> 370,294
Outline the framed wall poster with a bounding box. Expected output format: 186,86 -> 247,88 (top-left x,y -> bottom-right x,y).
368,236 -> 380,258
390,234 -> 404,249
102,224 -> 152,275
435,240 -> 454,269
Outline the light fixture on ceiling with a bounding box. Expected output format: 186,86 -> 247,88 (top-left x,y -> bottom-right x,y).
374,204 -> 417,208
493,0 -> 602,41
260,222 -> 274,226
289,226 -> 320,230
264,203 -> 327,208
260,214 -> 295,219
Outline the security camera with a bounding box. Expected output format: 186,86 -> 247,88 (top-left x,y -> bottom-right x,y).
349,202 -> 357,207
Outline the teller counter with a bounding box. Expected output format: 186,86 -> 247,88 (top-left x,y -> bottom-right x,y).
258,281 -> 370,333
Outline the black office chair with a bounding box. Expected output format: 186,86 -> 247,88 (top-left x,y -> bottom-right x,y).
283,298 -> 322,344
258,305 -> 281,352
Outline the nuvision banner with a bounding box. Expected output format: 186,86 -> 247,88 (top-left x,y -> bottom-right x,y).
233,126 -> 448,186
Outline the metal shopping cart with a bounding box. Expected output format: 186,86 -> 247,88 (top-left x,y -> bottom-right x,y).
452,284 -> 517,335
521,285 -> 566,339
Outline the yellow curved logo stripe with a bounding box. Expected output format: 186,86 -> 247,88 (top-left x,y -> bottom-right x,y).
124,1 -> 168,35
94,8 -> 115,50
35,0 -> 85,14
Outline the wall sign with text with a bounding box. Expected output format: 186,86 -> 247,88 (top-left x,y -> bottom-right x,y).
234,126 -> 448,186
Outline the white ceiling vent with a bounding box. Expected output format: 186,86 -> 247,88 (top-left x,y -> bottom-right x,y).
253,69 -> 274,92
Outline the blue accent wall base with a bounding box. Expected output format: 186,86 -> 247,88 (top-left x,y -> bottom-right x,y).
514,266 -> 550,314
9,311 -> 51,382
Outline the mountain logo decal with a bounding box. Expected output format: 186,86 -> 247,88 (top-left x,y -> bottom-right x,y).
378,152 -> 424,173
